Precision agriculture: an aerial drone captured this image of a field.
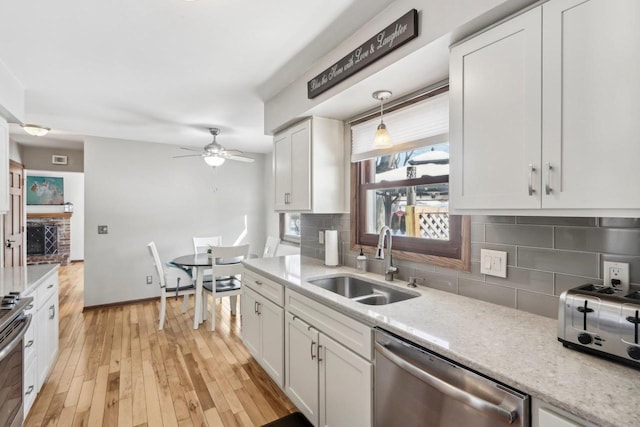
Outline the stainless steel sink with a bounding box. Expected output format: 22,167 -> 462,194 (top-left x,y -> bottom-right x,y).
307,275 -> 418,305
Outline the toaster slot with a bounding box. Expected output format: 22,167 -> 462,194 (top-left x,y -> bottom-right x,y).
621,304 -> 640,345
569,295 -> 600,332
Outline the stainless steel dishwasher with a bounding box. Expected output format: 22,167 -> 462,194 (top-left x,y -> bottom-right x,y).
374,329 -> 530,427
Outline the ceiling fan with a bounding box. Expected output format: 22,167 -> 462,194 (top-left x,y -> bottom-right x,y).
174,128 -> 254,167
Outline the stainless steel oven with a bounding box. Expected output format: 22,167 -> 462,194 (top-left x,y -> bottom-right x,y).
0,297 -> 32,427
374,328 -> 530,427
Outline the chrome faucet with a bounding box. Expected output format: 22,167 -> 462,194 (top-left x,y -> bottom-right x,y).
376,226 -> 399,281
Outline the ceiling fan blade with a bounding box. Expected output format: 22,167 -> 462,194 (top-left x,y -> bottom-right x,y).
172,154 -> 203,158
180,147 -> 201,152
223,149 -> 243,156
228,155 -> 255,163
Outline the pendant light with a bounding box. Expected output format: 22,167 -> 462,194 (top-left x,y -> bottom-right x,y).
372,90 -> 392,149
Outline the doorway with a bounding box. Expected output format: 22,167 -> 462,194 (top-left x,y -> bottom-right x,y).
4,160 -> 24,266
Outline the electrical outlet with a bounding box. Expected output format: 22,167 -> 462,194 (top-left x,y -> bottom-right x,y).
480,249 -> 507,278
146,275 -> 153,285
98,225 -> 108,234
603,261 -> 629,291
319,230 -> 324,245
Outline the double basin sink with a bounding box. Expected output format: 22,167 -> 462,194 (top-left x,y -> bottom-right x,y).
307,275 -> 419,306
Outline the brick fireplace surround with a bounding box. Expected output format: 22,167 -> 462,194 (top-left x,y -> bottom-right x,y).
26,212 -> 72,266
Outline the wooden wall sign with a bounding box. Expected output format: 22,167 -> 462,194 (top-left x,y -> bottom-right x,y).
307,9 -> 418,99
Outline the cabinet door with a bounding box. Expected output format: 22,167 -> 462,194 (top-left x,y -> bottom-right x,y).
285,313 -> 319,426
319,333 -> 371,427
450,7 -> 542,209
273,132 -> 291,210
0,119 -> 8,213
288,120 -> 311,211
259,296 -> 284,387
542,0 -> 640,208
240,287 -> 261,359
37,291 -> 59,389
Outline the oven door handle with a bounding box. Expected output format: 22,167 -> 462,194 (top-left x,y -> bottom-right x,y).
0,314 -> 32,361
375,342 -> 518,424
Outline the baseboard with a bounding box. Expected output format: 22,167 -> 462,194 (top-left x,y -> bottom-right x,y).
83,296 -> 159,312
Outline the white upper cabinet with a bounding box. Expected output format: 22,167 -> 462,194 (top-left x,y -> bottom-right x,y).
450,7 -> 542,210
273,117 -> 345,213
541,0 -> 640,209
450,0 -> 640,215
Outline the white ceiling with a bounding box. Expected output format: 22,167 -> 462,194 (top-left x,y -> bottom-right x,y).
0,0 -> 395,152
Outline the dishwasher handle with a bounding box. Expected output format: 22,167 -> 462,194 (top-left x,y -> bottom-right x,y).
375,342 -> 519,424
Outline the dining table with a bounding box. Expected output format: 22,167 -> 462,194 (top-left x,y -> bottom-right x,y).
171,253 -> 242,329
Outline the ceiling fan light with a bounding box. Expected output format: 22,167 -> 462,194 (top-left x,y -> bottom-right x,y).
373,123 -> 392,148
204,155 -> 225,167
22,124 -> 50,136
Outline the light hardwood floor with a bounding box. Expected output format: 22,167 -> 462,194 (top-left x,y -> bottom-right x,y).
25,262 -> 296,427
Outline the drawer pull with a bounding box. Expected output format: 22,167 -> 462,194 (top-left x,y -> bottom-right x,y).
25,340 -> 34,348
255,280 -> 262,285
26,304 -> 34,310
25,385 -> 34,395
47,284 -> 54,289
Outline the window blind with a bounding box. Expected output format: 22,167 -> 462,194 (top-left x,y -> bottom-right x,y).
351,91 -> 449,162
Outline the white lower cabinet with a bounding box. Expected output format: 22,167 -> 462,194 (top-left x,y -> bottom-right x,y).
285,290 -> 372,427
241,271 -> 284,387
533,398 -> 594,427
23,268 -> 60,418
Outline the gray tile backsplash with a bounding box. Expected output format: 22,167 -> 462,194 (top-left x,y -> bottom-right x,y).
300,213 -> 640,320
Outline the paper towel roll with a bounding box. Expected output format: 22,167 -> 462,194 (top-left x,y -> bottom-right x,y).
324,230 -> 339,266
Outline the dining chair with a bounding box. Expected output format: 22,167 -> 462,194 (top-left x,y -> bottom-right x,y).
192,235 -> 222,284
263,236 -> 280,257
192,236 -> 223,254
147,241 -> 196,330
202,244 -> 250,331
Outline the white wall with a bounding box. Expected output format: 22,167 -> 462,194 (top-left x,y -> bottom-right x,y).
25,170 -> 85,261
83,136 -> 267,307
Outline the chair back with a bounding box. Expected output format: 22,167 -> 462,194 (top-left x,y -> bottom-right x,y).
193,236 -> 222,254
147,241 -> 166,288
263,236 -> 280,257
211,244 -> 250,278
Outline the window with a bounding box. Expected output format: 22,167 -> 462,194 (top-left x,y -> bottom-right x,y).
351,85 -> 469,269
280,212 -> 301,244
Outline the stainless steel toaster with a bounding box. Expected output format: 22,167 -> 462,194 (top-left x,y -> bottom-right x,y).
558,283 -> 640,368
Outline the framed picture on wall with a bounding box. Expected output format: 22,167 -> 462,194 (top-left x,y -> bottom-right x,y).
26,176 -> 64,205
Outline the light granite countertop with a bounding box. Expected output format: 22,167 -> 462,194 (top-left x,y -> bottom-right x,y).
244,255 -> 639,427
0,264 -> 59,297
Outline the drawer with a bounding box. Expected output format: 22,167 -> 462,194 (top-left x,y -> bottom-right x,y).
286,289 -> 372,360
23,359 -> 37,417
36,275 -> 58,310
244,270 -> 284,307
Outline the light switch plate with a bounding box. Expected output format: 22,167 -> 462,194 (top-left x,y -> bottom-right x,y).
480,249 -> 507,278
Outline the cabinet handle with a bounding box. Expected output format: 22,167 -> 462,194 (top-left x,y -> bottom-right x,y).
47,284 -> 54,289
25,340 -> 34,348
26,304 -> 33,310
310,341 -> 316,360
528,164 -> 536,196
25,385 -> 34,395
255,280 -> 262,286
49,305 -> 56,320
254,301 -> 258,314
545,163 -> 553,195
318,345 -> 323,362
256,302 -> 261,316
